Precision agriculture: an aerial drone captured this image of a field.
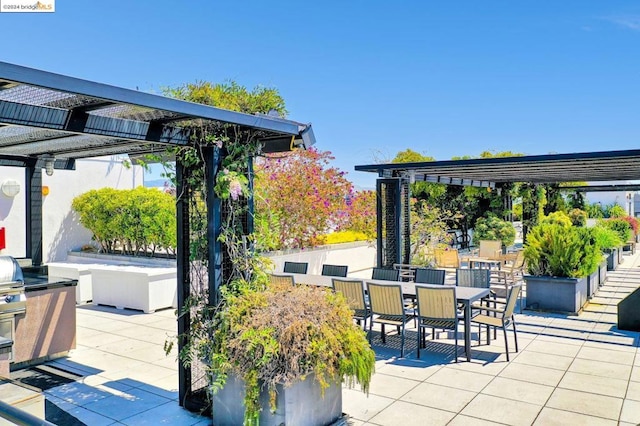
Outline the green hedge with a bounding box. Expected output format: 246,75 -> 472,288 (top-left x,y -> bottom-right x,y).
473,216 -> 516,247
72,187 -> 176,256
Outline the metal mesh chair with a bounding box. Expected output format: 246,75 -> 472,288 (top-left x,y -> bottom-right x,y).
283,261 -> 308,274
471,284 -> 521,361
414,268 -> 446,285
433,248 -> 460,269
415,284 -> 463,361
268,273 -> 295,287
367,282 -> 413,357
476,240 -> 503,259
321,264 -> 348,277
456,268 -> 491,288
332,278 -> 371,330
456,268 -> 493,313
372,267 -> 400,281
393,263 -> 419,281
492,250 -> 525,312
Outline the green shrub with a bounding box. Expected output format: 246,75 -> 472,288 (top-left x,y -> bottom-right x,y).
591,226 -> 623,250
72,187 -> 176,255
473,216 -> 516,247
585,202 -> 605,219
567,209 -> 587,227
601,218 -> 632,243
607,204 -> 627,218
540,211 -> 572,227
524,223 -> 600,278
324,230 -> 369,245
512,203 -> 523,221
209,281 -> 375,423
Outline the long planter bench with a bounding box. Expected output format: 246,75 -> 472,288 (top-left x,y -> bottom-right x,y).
89,265 -> 177,313
49,253 -> 178,311
48,262 -> 93,304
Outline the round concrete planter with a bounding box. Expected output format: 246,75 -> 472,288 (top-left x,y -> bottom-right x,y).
211,373 -> 342,426
524,275 -> 588,315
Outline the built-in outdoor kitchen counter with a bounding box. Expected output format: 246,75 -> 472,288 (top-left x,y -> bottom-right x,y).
0,259 -> 77,377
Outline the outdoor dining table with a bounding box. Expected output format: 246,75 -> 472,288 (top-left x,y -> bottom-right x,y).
285,273 -> 490,362
465,257 -> 503,270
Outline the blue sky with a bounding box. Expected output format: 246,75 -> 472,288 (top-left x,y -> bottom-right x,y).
2,1 -> 640,189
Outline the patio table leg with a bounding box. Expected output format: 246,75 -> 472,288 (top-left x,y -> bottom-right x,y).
464,301 -> 471,361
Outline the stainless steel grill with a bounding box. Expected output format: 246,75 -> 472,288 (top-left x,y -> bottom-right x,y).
0,256 -> 25,360
0,256 -> 25,319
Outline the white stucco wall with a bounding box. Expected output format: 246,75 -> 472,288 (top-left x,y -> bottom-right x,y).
0,155 -> 143,262
584,181 -> 636,216
0,167 -> 27,257
265,241 -> 377,278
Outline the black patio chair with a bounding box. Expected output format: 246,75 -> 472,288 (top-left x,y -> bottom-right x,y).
414,268 -> 446,285
371,267 -> 400,281
283,261 -> 308,274
321,264 -> 348,277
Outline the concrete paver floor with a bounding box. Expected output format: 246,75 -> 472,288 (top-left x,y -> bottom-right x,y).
39,251 -> 640,425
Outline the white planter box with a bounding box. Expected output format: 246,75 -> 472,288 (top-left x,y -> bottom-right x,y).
47,262 -> 93,304
90,265 -> 177,313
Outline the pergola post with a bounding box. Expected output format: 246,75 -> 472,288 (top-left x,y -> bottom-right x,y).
521,183 -> 540,242
25,163 -> 43,266
502,187 -> 513,222
205,147 -> 223,307
176,159 -> 191,407
376,178 -> 408,268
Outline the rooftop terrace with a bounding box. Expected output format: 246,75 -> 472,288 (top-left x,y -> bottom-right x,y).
17,250 -> 640,425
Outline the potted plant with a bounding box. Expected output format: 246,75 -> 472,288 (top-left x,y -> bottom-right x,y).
156,83 -> 377,424
601,218 -> 632,266
523,222 -> 600,314
472,215 -> 516,251
177,273 -> 375,426
592,225 -> 622,277
619,216 -> 639,252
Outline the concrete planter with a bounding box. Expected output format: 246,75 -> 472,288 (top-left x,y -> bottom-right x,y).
48,263 -> 93,304
606,249 -> 617,271
212,373 -> 342,426
618,246 -> 624,264
90,265 -> 177,313
587,270 -> 599,299
524,275 -> 588,315
56,252 -> 177,313
599,259 -> 607,287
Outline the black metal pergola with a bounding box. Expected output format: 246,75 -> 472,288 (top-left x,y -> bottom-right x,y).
356,149 -> 640,267
0,61 -> 316,406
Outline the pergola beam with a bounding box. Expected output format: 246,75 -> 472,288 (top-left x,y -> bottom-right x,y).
0,100 -> 190,145
0,61 -> 304,136
420,175 -> 495,188
560,185 -> 640,192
